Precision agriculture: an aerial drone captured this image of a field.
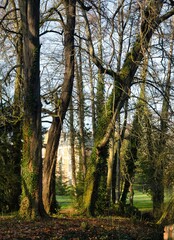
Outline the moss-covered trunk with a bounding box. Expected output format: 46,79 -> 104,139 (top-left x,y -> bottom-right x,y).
18,0 -> 46,219
82,1 -> 164,216
83,145 -> 108,216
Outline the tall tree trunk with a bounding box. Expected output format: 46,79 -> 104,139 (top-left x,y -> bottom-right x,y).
107,2 -> 127,205
18,0 -> 46,219
49,154 -> 58,214
114,106 -> 130,205
43,122 -> 61,214
120,116 -> 138,208
115,116 -> 122,203
106,132 -> 115,205
88,49 -> 96,140
96,0 -> 104,123
120,46 -> 150,209
76,39 -> 86,177
69,98 -> 77,188
42,0 -> 76,214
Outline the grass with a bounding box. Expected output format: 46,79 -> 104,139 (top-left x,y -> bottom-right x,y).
133,189 -> 174,211
57,191 -> 153,212
133,190 -> 152,211
57,195 -> 74,209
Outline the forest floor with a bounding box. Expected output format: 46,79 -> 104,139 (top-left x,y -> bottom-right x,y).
0,208 -> 164,240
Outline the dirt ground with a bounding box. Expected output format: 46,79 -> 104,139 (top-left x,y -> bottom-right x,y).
0,210 -> 164,240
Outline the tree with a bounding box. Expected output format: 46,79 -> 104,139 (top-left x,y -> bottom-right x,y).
69,98 -> 77,188
42,0 -> 77,214
107,0 -> 133,206
18,0 -> 47,219
82,0 -> 174,216
75,36 -> 87,178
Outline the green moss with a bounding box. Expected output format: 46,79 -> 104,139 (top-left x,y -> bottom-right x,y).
120,40 -> 141,81
20,124 -> 39,218
19,170 -> 39,219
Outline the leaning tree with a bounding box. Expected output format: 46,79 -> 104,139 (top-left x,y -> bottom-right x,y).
81,0 -> 174,216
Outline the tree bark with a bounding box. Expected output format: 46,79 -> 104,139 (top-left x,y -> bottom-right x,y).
42,0 -> 76,214
76,48 -> 86,178
88,48 -> 96,140
69,98 -> 77,188
18,0 -> 47,219
106,135 -> 115,204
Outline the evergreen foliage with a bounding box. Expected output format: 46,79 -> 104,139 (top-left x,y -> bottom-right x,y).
0,129 -> 20,212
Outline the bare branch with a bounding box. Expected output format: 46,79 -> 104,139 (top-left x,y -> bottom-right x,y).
81,7 -> 118,79
0,8 -> 19,24
157,8 -> 174,24
3,65 -> 22,85
42,108 -> 55,116
0,8 -> 21,35
0,0 -> 8,9
40,29 -> 63,37
77,0 -> 92,11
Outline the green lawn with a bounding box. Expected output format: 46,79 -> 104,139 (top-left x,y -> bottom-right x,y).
133,190 -> 152,211
133,189 -> 173,211
57,195 -> 74,209
57,190 -> 172,212
57,191 -> 153,211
